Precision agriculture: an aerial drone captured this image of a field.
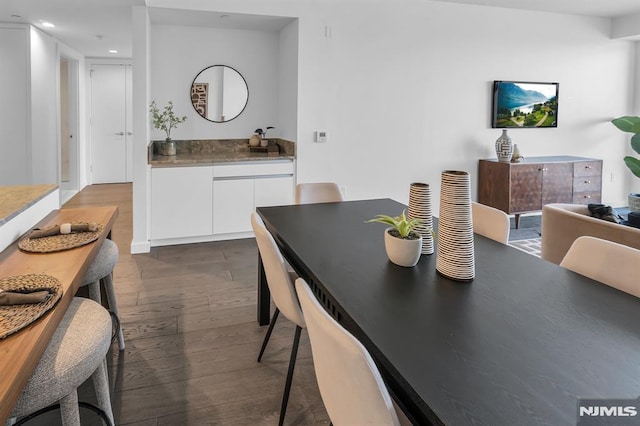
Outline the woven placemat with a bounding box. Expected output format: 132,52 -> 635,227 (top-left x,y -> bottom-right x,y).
18,222 -> 103,253
0,274 -> 62,339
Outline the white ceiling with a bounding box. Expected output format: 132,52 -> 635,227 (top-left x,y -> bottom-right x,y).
2,0 -> 640,58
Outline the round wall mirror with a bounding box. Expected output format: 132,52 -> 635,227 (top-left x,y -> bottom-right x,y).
190,65 -> 249,123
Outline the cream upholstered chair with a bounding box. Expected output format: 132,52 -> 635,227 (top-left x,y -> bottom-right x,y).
560,236 -> 640,298
294,278 -> 402,426
472,201 -> 510,244
250,213 -> 306,426
9,298 -> 114,426
81,238 -> 125,350
295,182 -> 344,204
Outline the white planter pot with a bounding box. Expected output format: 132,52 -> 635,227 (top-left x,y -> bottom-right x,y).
384,228 -> 422,267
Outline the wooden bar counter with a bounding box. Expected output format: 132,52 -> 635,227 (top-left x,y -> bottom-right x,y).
0,206 -> 118,422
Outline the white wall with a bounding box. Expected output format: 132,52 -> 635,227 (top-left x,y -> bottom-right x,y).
136,0 -> 637,250
149,25 -> 281,141
147,0 -> 635,208
29,27 -> 59,185
0,25 -> 29,185
277,19 -> 299,142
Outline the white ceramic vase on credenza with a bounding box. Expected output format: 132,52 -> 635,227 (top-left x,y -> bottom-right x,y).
495,129 -> 513,162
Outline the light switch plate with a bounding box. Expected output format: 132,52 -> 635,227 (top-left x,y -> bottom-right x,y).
315,131 -> 328,143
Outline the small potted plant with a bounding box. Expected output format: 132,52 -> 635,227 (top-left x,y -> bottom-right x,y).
255,126 -> 275,147
366,210 -> 424,267
149,100 -> 187,156
611,116 -> 640,211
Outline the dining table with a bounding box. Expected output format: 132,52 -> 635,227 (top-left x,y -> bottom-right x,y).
0,206 -> 118,423
256,198 -> 640,425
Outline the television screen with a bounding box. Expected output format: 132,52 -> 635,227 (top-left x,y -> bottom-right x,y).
491,81 -> 558,128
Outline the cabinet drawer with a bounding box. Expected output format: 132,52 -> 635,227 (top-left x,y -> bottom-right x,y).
213,161 -> 294,178
573,175 -> 601,193
573,161 -> 601,177
573,191 -> 601,204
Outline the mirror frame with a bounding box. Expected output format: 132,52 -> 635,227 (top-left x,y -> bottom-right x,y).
190,65 -> 249,123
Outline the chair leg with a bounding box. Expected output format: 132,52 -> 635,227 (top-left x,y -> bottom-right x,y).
92,359 -> 114,426
102,273 -> 125,350
59,390 -> 81,426
257,308 -> 280,362
87,280 -> 101,304
278,325 -> 302,426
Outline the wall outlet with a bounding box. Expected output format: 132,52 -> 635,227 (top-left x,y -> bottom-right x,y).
315,131 -> 328,143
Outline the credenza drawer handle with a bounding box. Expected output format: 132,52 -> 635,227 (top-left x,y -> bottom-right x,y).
584,180 -> 591,184
585,165 -> 592,169
539,168 -> 548,172
584,195 -> 591,199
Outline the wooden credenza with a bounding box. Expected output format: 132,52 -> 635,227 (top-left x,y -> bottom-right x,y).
478,156 -> 602,228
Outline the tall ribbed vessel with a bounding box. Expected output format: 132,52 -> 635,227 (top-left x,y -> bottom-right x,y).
407,182 -> 434,255
436,171 -> 475,282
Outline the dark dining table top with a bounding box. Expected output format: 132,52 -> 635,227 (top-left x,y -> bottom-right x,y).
257,198 -> 640,425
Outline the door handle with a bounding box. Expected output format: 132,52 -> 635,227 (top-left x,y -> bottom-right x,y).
127,132 -> 133,136
115,132 -> 124,136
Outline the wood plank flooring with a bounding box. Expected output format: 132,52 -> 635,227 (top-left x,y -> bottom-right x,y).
27,183 -> 327,425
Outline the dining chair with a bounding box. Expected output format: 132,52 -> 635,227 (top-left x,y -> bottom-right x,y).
250,213 -> 306,426
9,298 -> 114,426
472,201 -> 510,244
560,236 -> 640,298
81,238 -> 125,350
294,278 -> 402,425
295,182 -> 344,204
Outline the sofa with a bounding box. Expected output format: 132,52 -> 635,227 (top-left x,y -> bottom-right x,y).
541,203 -> 640,265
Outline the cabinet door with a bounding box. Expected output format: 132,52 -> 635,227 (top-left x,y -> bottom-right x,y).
542,163 -> 573,205
255,176 -> 294,208
151,167 -> 213,239
213,179 -> 254,234
510,164 -> 542,213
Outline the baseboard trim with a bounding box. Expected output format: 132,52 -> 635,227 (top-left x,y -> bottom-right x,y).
130,240 -> 151,254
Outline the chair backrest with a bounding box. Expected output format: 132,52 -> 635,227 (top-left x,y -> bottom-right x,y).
295,182 -> 344,204
560,236 -> 640,298
472,201 -> 510,244
251,213 -> 305,328
294,278 -> 401,426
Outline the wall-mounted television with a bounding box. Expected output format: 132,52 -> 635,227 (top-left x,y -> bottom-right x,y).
491,81 -> 559,128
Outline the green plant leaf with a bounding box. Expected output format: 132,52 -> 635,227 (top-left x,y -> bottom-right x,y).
624,156 -> 640,179
366,210 -> 426,239
612,116 -> 640,134
632,134 -> 640,155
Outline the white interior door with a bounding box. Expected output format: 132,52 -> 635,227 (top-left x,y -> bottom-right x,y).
90,64 -> 131,183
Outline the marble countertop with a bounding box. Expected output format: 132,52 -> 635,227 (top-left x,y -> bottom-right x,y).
0,184 -> 59,225
148,138 -> 296,167
150,151 -> 295,167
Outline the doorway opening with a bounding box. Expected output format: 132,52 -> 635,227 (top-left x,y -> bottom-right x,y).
59,55 -> 79,204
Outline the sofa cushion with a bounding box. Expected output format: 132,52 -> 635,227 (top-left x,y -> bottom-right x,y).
541,203 -> 640,265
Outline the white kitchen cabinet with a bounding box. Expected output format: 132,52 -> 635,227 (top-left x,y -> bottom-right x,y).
150,160 -> 294,245
150,166 -> 213,239
213,178 -> 255,234
255,176 -> 294,207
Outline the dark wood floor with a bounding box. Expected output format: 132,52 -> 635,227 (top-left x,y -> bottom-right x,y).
28,183 -> 327,425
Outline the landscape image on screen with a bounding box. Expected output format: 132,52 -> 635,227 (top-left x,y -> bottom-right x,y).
492,81 -> 558,128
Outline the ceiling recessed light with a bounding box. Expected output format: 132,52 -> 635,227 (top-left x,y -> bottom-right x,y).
41,22 -> 55,28
109,49 -> 118,54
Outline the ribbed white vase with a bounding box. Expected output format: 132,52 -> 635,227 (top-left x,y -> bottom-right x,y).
436,170 -> 475,282
407,182 -> 434,255
495,129 -> 513,162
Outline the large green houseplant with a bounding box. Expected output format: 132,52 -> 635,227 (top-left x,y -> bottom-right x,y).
611,116 -> 640,211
